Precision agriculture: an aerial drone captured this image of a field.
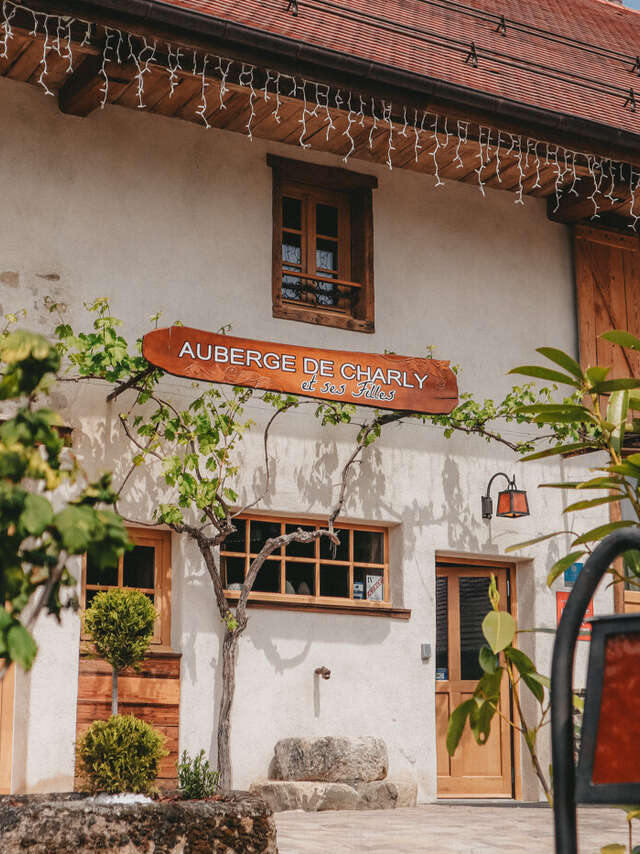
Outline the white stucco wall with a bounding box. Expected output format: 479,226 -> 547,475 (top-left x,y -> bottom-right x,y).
0,74 -> 613,800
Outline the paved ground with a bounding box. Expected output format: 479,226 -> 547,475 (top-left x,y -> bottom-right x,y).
275,804 -> 628,853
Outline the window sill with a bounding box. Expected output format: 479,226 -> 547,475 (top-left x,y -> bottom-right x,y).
273,303 -> 374,333
224,590 -> 410,619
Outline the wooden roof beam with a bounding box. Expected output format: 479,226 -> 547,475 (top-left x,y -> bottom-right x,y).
547,176 -> 632,225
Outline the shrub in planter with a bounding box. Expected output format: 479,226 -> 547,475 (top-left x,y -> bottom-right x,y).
84,588 -> 156,714
77,714 -> 167,794
178,749 -> 220,799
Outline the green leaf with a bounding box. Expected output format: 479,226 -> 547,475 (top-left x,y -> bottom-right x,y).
19,493 -> 53,537
608,390 -> 629,457
547,552 -> 586,586
469,699 -> 496,746
506,531 -> 572,553
528,672 -> 551,690
53,505 -> 97,553
600,845 -> 626,854
508,365 -> 579,386
520,442 -> 596,462
601,330 -> 640,351
446,699 -> 475,756
572,692 -> 584,712
586,365 -> 610,386
479,645 -> 498,674
7,622 -> 37,670
505,646 -> 535,674
482,610 -> 516,654
536,347 -> 584,380
521,672 -> 545,704
572,520 -> 636,546
592,378 -> 640,393
563,495 -> 621,513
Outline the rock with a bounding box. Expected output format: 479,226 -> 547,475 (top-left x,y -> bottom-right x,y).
269,736 -> 388,784
0,792 -> 277,853
354,780 -> 417,809
250,780 -> 359,812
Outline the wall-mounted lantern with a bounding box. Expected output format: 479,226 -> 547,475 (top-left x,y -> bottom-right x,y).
551,529 -> 640,854
481,472 -> 529,519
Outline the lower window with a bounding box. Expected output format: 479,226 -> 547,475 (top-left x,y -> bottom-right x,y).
221,516 -> 389,607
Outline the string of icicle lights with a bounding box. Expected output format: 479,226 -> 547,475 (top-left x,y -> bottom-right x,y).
2,0 -> 640,227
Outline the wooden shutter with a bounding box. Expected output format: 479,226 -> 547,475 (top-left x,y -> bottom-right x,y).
574,225 -> 640,377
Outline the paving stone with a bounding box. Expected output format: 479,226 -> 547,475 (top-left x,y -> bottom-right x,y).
354,780 -> 417,809
269,736 -> 388,784
250,780 -> 360,812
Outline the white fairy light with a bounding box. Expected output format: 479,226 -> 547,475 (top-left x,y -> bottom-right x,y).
0,0 -> 16,58
604,159 -> 619,205
400,105 -> 408,137
167,43 -> 183,98
629,167 -> 640,230
358,95 -> 366,127
273,71 -> 282,123
442,116 -> 450,150
569,151 -> 580,197
80,20 -> 91,47
99,27 -> 116,108
368,97 -> 378,150
239,64 -> 257,140
196,53 -> 211,128
587,156 -> 604,219
216,57 -> 231,110
263,69 -> 274,102
431,113 -> 444,187
475,125 -> 488,196
494,131 -> 503,184
335,89 -> 343,111
316,83 -> 334,140
510,134 -> 525,205
455,120 -> 469,168
37,15 -> 55,96
343,91 -> 355,162
412,109 -> 421,162
383,100 -> 394,169
64,18 -> 73,73
129,35 -> 155,109
297,78 -> 312,149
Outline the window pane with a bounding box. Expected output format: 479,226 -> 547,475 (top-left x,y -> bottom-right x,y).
436,577 -> 448,678
316,203 -> 338,238
316,238 -> 337,272
459,576 -> 491,681
85,589 -> 102,608
224,519 -> 246,553
282,273 -> 302,302
253,559 -> 281,593
354,566 -> 384,601
223,556 -> 245,589
353,530 -> 384,564
283,232 -> 302,267
123,546 -> 155,589
316,280 -> 338,308
86,554 -> 117,587
285,524 -> 316,558
320,529 -> 349,562
320,564 -> 348,598
249,520 -> 281,554
285,561 -> 315,596
283,197 -> 302,231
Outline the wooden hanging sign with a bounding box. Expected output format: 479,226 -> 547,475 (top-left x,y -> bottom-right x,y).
142,327 -> 459,414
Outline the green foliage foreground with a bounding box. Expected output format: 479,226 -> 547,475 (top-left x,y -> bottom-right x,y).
76,714 -> 168,794
178,749 -> 220,799
0,323 -> 129,674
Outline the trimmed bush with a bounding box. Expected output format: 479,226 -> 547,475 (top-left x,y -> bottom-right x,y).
77,714 -> 168,794
84,588 -> 156,672
178,749 -> 220,799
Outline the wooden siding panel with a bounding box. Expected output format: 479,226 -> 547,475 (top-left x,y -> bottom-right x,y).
76,654 -> 181,789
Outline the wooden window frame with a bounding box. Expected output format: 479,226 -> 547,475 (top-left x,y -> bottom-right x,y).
221,514 -> 404,616
268,154 -> 377,334
81,526 -> 172,651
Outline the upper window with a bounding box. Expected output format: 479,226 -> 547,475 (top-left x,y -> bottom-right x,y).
222,516 -> 389,609
268,154 -> 377,333
82,527 -> 172,649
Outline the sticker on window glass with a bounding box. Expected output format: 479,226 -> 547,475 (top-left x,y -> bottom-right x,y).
435,667 -> 448,681
353,581 -> 364,600
366,574 -> 383,601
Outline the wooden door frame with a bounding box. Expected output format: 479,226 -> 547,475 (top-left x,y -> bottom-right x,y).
435,554 -> 522,800
0,665 -> 15,794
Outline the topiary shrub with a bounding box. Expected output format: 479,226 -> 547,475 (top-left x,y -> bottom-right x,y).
77,714 -> 167,794
178,749 -> 220,799
84,588 -> 156,713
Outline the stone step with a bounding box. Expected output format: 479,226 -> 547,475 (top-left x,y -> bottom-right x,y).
269,736 -> 388,784
250,779 -> 417,812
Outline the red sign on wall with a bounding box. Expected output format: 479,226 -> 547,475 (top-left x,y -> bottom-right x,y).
142,327 -> 459,415
556,591 -> 594,641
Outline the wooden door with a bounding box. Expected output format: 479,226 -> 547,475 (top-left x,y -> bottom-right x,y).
436,564 -> 513,798
0,666 -> 14,794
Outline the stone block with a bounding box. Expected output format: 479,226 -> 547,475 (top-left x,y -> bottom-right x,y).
269,736 -> 388,784
354,780 -> 418,810
250,779 -> 360,812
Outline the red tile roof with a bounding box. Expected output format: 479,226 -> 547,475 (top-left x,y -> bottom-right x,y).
159,0 -> 640,139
